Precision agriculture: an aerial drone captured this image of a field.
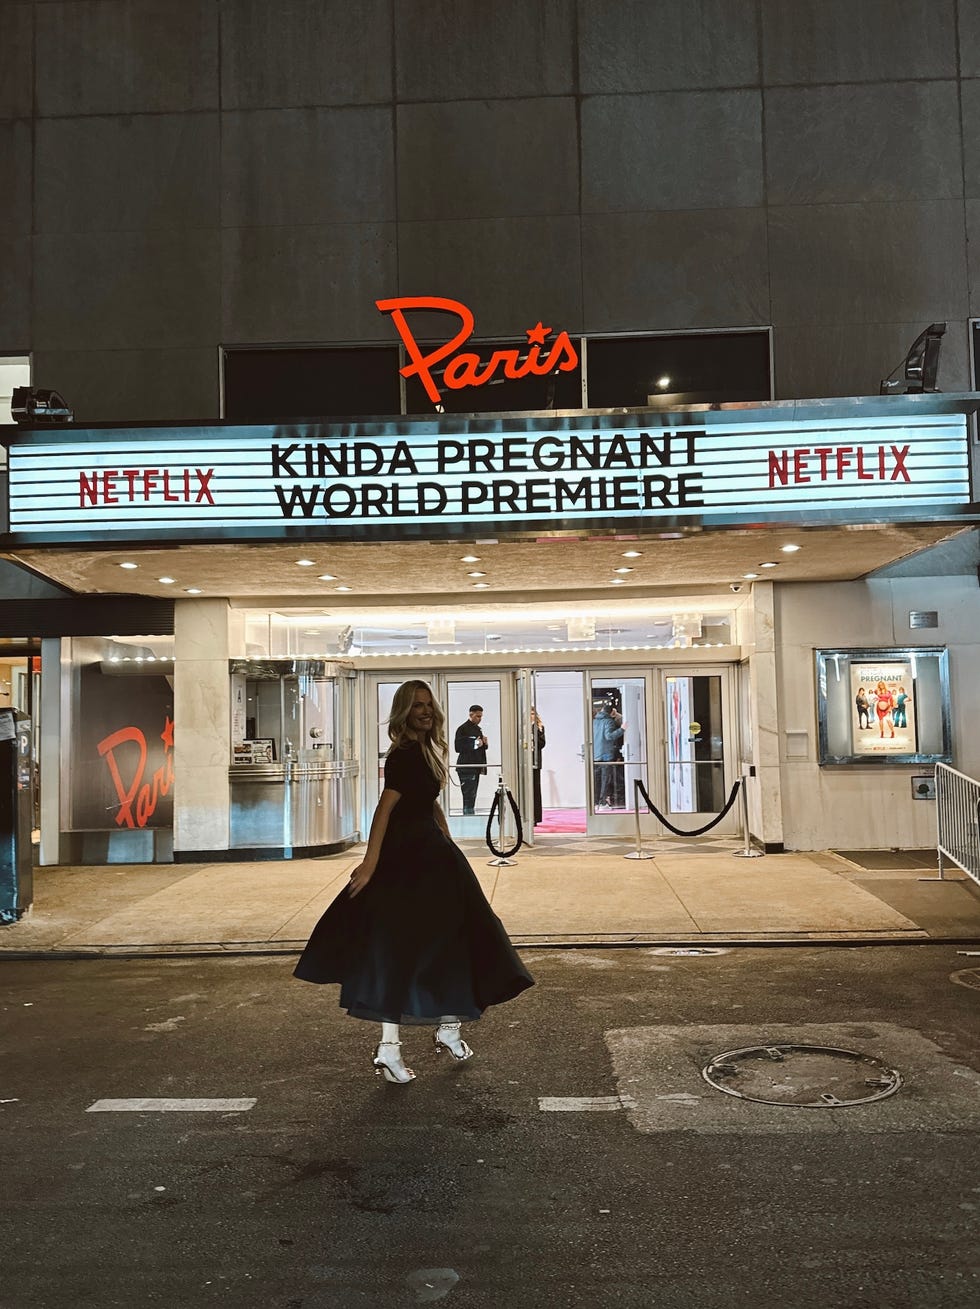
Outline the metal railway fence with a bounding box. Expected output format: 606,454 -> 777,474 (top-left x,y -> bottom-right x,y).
935,762 -> 980,887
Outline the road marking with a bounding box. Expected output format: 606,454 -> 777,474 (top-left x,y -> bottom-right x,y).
538,1095 -> 636,1112
86,1098 -> 256,1113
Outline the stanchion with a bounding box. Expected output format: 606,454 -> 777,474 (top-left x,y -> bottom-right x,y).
624,777 -> 655,860
732,774 -> 764,859
486,775 -> 520,867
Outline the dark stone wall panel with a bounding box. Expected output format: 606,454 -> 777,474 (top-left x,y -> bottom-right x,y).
221,108 -> 395,229
31,347 -> 219,422
0,121 -> 32,236
34,230 -> 221,351
0,235 -> 31,349
768,201 -> 968,326
761,0 -> 957,85
765,82 -> 963,206
35,0 -> 219,116
395,0 -> 574,101
397,99 -> 579,222
581,209 -> 770,333
582,91 -> 763,213
579,0 -> 759,94
35,115 -> 220,233
221,0 -> 392,109
0,4 -> 33,120
221,224 -> 397,344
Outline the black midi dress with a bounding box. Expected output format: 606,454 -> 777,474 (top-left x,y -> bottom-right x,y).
293,740 -> 533,1024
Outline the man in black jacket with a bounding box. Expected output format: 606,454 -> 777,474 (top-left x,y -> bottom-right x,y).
454,704 -> 488,815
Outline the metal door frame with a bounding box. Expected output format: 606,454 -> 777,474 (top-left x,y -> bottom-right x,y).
655,663 -> 739,834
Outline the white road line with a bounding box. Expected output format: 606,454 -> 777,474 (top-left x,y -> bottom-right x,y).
538,1095 -> 636,1112
86,1098 -> 257,1113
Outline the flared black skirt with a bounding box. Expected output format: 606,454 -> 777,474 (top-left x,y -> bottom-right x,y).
293,816 -> 533,1024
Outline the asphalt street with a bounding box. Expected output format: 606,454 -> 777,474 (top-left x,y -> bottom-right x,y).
1,945 -> 979,1308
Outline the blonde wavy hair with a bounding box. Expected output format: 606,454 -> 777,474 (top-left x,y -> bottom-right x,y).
386,680 -> 449,787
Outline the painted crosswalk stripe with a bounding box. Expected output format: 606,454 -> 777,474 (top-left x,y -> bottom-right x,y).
86,1098 -> 256,1113
538,1095 -> 636,1112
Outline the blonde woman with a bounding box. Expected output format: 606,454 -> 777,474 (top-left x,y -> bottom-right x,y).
294,680 -> 533,1084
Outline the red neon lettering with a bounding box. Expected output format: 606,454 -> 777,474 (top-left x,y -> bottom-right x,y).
97,714 -> 174,830
79,473 -> 98,506
376,296 -> 579,406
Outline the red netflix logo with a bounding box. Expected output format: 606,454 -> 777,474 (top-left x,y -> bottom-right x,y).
79,468 -> 215,508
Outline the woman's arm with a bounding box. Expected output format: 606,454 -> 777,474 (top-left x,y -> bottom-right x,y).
348,787 -> 402,896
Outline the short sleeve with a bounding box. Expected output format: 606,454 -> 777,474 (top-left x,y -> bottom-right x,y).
383,744 -> 413,793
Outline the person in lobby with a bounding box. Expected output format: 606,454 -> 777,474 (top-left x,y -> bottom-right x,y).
531,705 -> 546,826
454,703 -> 488,815
592,699 -> 625,809
294,680 -> 533,1085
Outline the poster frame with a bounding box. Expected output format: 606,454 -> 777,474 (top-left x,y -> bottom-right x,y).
815,647 -> 951,766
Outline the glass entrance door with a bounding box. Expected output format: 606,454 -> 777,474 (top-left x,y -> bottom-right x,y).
660,668 -> 737,832
587,672 -> 649,834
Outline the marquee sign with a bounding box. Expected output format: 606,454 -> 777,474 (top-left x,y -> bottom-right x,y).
2,410 -> 971,544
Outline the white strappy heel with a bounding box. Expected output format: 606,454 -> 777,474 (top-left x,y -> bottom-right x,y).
433,1022 -> 474,1062
373,1040 -> 416,1084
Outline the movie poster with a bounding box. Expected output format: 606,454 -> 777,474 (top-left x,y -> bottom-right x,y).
850,662 -> 916,756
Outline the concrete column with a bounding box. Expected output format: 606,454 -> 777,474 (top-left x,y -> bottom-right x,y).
173,599 -> 242,856
745,583 -> 784,849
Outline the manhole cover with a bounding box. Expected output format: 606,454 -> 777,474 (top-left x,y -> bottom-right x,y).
650,947 -> 728,957
950,967 -> 980,992
702,1044 -> 901,1107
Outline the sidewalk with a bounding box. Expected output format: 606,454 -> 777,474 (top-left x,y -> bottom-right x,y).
3,835 -> 979,958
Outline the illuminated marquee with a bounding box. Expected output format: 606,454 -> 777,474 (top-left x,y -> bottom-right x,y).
2,410 -> 971,544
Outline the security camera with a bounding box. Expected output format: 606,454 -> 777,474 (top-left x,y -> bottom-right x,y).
730,583 -> 743,593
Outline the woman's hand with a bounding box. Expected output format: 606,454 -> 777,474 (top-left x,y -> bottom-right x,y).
347,861 -> 375,897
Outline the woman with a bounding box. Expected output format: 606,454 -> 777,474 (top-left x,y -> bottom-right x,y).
531,706 -> 546,827
874,681 -> 895,739
294,680 -> 533,1085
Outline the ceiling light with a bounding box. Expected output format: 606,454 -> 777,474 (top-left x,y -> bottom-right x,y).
546,624 -> 562,630
656,375 -> 671,389
296,559 -> 316,567
157,576 -> 175,584
622,550 -> 642,558
473,582 -> 489,589
613,567 -> 633,574
118,561 -> 138,570
468,571 -> 486,578
759,562 -> 778,569
743,573 -> 759,580
461,555 -> 480,563
317,573 -> 336,581
336,585 -> 352,592
781,543 -> 801,553
184,587 -> 203,594
610,578 -> 625,585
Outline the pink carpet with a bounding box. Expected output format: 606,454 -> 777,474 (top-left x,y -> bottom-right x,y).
534,807 -> 588,833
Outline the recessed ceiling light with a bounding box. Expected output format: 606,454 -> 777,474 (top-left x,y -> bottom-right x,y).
656,375 -> 671,389
296,559 -> 316,567
613,567 -> 633,574
759,561 -> 778,568
467,571 -> 486,578
546,624 -> 562,630
184,587 -> 202,594
473,582 -> 489,589
118,561 -> 138,570
317,573 -> 336,581
335,585 -> 352,592
743,573 -> 759,580
461,555 -> 480,563
157,576 -> 175,584
622,550 -> 642,558
610,578 -> 625,585
781,543 -> 801,553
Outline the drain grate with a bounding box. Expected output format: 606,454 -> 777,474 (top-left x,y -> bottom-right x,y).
702,1043 -> 902,1107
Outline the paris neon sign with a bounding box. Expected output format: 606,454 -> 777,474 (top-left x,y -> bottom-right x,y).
376,295 -> 579,407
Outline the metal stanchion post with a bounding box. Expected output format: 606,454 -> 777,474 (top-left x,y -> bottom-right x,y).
624,777 -> 655,860
487,775 -> 518,867
732,775 -> 764,859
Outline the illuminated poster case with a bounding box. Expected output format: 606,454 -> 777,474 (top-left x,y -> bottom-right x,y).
815,648 -> 951,766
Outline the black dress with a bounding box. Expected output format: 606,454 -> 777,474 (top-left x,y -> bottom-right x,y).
293,740 -> 533,1024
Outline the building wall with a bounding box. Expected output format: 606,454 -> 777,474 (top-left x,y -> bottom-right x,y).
1,0 -> 977,422
775,573 -> 980,850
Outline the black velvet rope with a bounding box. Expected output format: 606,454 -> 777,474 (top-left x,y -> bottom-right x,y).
633,777 -> 742,837
485,786 -> 524,858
